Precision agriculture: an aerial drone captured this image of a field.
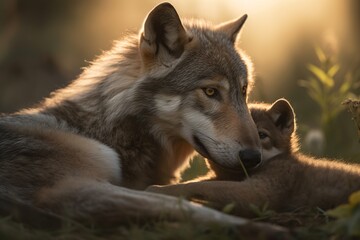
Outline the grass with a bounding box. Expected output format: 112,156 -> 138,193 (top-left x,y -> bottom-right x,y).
0,201 -> 357,240
3,190 -> 360,240
0,215 -> 253,240
0,210 -> 335,240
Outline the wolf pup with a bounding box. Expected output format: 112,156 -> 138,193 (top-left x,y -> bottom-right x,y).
148,99 -> 360,217
0,3 -> 262,226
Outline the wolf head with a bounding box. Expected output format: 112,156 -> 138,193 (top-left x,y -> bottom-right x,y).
137,3 -> 262,170
250,99 -> 299,162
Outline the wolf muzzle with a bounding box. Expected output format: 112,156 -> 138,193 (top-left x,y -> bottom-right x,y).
239,149 -> 262,169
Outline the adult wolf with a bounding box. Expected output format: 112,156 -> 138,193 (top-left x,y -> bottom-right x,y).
0,3 -> 262,226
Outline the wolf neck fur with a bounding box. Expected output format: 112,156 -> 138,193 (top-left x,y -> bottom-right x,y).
48,36 -> 142,109
31,35 -> 195,188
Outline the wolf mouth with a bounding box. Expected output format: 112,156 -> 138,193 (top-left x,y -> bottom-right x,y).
193,135 -> 211,158
193,135 -> 245,171
192,135 -> 259,172
209,158 -> 251,173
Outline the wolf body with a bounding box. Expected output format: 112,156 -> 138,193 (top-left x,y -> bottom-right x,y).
148,99 -> 360,217
0,3 -> 263,225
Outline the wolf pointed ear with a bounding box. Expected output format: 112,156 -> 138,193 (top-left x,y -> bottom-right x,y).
215,14 -> 247,43
140,3 -> 191,66
268,99 -> 296,135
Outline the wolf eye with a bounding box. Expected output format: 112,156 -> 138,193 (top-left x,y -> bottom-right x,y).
258,131 -> 268,139
203,88 -> 217,97
242,84 -> 247,97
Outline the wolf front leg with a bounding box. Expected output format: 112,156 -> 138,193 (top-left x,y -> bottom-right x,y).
35,177 -> 289,238
147,179 -> 279,218
36,177 -> 243,225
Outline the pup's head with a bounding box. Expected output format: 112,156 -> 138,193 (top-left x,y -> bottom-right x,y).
249,99 -> 299,162
138,3 -> 261,170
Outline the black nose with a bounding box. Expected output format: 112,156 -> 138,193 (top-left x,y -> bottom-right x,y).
239,149 -> 262,169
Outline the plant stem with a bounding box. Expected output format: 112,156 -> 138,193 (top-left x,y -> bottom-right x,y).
238,158 -> 249,179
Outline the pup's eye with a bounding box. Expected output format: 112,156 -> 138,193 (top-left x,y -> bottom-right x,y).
258,131 -> 268,139
203,88 -> 217,97
242,84 -> 247,97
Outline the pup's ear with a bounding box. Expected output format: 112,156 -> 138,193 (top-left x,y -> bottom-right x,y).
215,14 -> 247,43
267,99 -> 295,135
140,3 -> 190,67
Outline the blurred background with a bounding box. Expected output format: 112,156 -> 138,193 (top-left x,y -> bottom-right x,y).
0,0 -> 359,174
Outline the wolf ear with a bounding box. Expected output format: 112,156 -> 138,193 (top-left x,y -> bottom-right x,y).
268,99 -> 295,135
140,3 -> 190,66
215,14 -> 247,43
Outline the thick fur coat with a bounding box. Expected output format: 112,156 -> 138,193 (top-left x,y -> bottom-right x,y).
0,3 -> 264,226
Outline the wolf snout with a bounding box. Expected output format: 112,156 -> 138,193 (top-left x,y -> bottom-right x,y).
239,149 -> 262,169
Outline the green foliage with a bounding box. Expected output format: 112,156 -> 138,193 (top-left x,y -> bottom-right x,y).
299,46 -> 360,156
249,202 -> 276,221
221,203 -> 236,214
299,46 -> 358,129
325,191 -> 360,239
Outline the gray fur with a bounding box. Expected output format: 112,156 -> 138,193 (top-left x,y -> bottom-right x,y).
0,3 -> 262,226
